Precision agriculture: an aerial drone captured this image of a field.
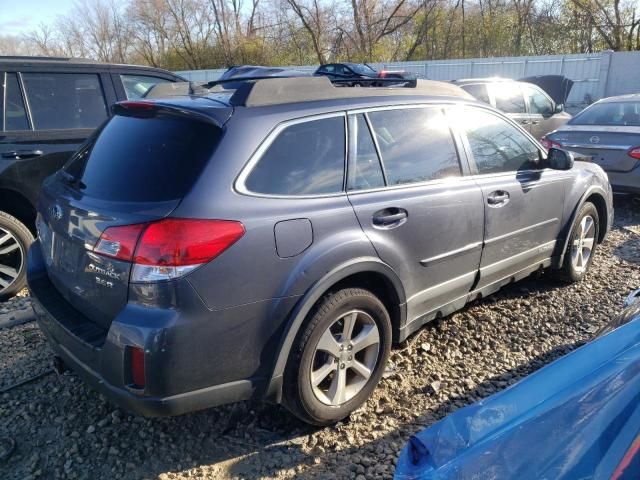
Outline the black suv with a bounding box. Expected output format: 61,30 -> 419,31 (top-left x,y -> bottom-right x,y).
0,56 -> 183,298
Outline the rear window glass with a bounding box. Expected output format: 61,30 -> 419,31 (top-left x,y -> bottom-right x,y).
64,114 -> 220,202
245,116 -> 345,195
494,84 -> 525,114
570,102 -> 640,126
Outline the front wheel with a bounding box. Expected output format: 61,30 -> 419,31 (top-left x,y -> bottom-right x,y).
555,202 -> 599,283
283,288 -> 392,426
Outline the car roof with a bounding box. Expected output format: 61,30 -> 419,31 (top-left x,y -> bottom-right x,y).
453,77 -> 515,84
140,77 -> 476,123
0,55 -> 179,75
597,93 -> 640,103
226,77 -> 471,107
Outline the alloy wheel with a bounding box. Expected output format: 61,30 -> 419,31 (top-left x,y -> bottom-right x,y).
310,310 -> 380,406
0,227 -> 23,293
571,215 -> 596,273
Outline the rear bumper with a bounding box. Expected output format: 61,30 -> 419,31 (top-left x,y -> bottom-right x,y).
27,240 -> 293,417
605,166 -> 640,194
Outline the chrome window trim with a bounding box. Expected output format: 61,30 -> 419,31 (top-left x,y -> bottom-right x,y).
561,143 -> 632,151
235,111 -> 348,199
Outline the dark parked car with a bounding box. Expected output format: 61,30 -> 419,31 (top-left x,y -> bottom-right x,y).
453,76 -> 573,139
206,65 -> 311,89
28,77 -> 612,426
0,56 -> 183,299
542,94 -> 640,194
314,62 -> 410,84
396,289 -> 640,480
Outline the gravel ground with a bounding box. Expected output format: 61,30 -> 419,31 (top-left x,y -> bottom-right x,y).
1,196 -> 639,480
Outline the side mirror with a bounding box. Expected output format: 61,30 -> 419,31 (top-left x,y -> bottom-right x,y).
548,147 -> 574,170
554,103 -> 564,114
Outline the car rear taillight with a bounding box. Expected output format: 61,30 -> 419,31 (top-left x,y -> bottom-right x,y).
94,218 -> 245,282
540,136 -> 563,150
628,147 -> 640,160
95,224 -> 146,261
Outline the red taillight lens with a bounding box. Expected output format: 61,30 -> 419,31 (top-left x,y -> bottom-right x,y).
133,219 -> 245,266
379,71 -> 388,78
130,346 -> 145,388
540,137 -> 563,150
94,218 -> 245,282
94,224 -> 146,261
628,147 -> 640,160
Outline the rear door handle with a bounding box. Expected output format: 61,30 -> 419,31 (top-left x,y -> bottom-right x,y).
531,120 -> 540,125
2,149 -> 44,159
487,191 -> 510,206
372,208 -> 408,228
519,120 -> 531,125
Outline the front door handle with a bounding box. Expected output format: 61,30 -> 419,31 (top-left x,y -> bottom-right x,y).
487,191 -> 510,206
531,120 -> 540,125
372,208 -> 408,228
519,120 -> 531,125
2,149 -> 44,159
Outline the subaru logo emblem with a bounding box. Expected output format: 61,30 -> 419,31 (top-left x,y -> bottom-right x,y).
589,136 -> 600,144
49,204 -> 63,221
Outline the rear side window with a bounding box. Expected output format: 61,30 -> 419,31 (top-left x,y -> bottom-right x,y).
461,84 -> 490,104
245,116 -> 345,195
348,114 -> 385,191
367,107 -> 461,185
121,74 -> 171,100
64,114 -> 220,202
494,83 -> 525,114
22,73 -> 107,130
3,73 -> 29,131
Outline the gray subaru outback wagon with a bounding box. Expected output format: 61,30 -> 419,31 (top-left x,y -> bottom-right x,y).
27,77 -> 613,425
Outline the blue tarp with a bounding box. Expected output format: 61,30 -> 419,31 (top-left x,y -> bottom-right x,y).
395,317 -> 640,480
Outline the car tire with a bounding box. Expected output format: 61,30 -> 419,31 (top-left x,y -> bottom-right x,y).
0,212 -> 33,301
555,202 -> 599,283
283,288 -> 392,426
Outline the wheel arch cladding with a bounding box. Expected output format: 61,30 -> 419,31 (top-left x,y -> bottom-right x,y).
0,188 -> 36,235
584,192 -> 608,243
264,258 -> 406,403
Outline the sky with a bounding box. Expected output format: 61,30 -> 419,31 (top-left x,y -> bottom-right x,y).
0,0 -> 76,36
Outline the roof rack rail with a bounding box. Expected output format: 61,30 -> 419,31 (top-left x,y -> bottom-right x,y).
0,55 -> 96,62
226,76 -> 471,107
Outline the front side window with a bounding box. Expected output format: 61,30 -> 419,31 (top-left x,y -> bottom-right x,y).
121,74 -> 171,100
4,73 -> 29,131
524,85 -> 553,115
367,107 -> 461,186
22,73 -> 107,130
348,114 -> 385,191
245,116 -> 345,195
494,83 -> 526,114
460,107 -> 540,174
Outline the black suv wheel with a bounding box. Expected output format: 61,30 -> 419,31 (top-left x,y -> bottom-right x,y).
283,288 -> 392,426
0,212 -> 33,300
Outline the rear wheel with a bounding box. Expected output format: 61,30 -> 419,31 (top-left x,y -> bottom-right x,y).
283,288 -> 391,426
555,202 -> 599,283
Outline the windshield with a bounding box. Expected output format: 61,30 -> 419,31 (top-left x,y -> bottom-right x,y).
349,64 -> 377,76
570,101 -> 640,127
